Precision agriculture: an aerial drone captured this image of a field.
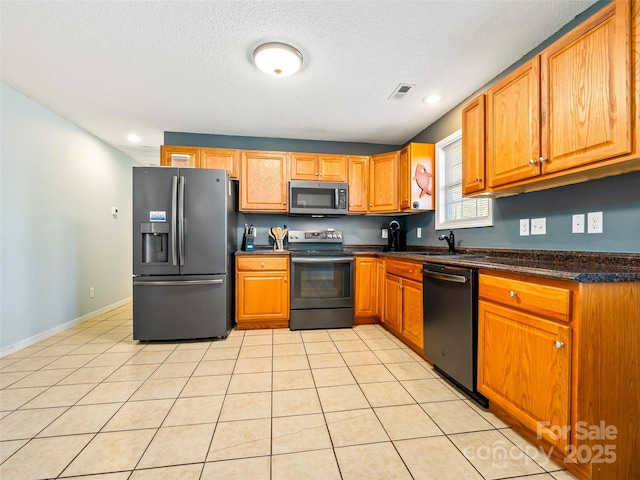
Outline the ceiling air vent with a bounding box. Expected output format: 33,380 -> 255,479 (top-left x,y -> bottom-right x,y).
388,83 -> 415,100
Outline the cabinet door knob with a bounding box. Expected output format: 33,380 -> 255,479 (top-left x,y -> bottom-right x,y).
509,290 -> 517,297
539,156 -> 547,164
315,172 -> 319,176
283,201 -> 287,205
476,176 -> 482,182
284,277 -> 287,282
554,340 -> 565,349
369,204 -> 373,207
529,159 -> 537,166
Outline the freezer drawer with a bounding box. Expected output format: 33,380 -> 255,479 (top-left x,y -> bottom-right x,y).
133,275 -> 230,341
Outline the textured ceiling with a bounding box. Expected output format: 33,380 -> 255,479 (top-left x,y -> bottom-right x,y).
1,0 -> 598,165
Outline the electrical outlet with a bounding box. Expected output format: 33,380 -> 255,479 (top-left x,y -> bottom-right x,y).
519,219 -> 530,236
89,287 -> 95,298
381,229 -> 388,239
588,211 -> 603,234
531,217 -> 546,235
572,214 -> 585,234
417,227 -> 422,239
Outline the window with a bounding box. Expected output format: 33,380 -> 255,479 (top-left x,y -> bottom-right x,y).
435,129 -> 492,230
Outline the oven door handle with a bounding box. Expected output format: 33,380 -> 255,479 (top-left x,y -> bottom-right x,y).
291,257 -> 354,264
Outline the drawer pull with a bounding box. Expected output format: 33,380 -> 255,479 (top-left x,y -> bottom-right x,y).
261,262 -> 265,267
554,341 -> 565,349
509,290 -> 517,297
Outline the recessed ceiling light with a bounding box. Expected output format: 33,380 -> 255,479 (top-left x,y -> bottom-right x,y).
127,134 -> 141,142
423,94 -> 443,104
253,42 -> 303,76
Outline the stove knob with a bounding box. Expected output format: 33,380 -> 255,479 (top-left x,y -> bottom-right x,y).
337,233 -> 342,239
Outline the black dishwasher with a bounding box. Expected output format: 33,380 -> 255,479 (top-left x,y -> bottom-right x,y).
422,263 -> 488,407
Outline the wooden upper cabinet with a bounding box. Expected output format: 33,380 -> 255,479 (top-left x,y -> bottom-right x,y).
462,95 -> 487,195
290,153 -> 347,182
318,155 -> 348,181
400,143 -> 435,211
487,57 -> 541,188
160,146 -> 199,168
290,154 -> 318,180
347,156 -> 368,213
540,1 -> 632,173
369,152 -> 399,212
240,151 -> 289,211
199,148 -> 239,178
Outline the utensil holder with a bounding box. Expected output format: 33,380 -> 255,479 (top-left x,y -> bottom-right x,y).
274,239 -> 284,251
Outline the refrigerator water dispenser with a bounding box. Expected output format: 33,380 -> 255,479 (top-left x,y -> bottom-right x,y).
140,222 -> 170,263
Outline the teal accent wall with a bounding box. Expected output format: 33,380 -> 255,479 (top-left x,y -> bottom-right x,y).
164,132 -> 399,156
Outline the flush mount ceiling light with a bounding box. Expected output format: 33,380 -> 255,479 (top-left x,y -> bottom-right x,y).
253,42 -> 303,76
127,134 -> 141,142
422,94 -> 443,104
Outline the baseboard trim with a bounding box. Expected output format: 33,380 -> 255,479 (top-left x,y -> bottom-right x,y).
0,297 -> 132,358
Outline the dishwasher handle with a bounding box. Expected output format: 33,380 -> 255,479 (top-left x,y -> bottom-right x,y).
421,269 -> 469,284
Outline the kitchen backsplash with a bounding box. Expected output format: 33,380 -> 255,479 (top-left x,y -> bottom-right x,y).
236,213 -> 400,248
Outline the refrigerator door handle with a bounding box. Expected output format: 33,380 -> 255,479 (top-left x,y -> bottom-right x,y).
171,175 -> 178,266
178,175 -> 186,266
134,279 -> 224,286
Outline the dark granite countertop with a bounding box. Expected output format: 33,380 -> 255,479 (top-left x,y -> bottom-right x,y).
236,247 -> 290,256
348,247 -> 640,283
235,246 -> 640,282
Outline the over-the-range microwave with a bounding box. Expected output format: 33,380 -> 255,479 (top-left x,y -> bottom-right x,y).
288,180 -> 348,216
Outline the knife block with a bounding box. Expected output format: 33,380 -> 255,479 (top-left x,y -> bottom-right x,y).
242,233 -> 255,252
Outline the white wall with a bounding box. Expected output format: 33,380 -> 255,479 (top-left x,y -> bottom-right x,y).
1,83 -> 133,353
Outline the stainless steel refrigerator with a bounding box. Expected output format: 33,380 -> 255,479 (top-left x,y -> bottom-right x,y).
132,167 -> 236,341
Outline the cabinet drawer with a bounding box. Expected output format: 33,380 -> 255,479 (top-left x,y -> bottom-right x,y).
385,260 -> 423,282
479,274 -> 571,322
236,256 -> 289,271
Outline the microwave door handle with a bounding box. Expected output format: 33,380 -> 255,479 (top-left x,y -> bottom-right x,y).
335,189 -> 339,208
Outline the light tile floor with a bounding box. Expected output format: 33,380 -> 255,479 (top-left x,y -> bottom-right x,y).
0,304 -> 579,480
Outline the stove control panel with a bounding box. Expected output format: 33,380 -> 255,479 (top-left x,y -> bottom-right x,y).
288,229 -> 343,243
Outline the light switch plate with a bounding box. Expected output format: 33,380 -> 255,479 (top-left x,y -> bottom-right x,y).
417,227 -> 422,238
531,217 -> 546,235
572,214 -> 585,233
520,219 -> 530,236
588,211 -> 603,234
381,228 -> 388,239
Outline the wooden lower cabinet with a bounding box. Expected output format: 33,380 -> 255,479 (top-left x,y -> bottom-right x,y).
478,271 -> 640,480
478,299 -> 571,452
375,258 -> 385,318
383,260 -> 423,351
354,257 -> 377,321
235,255 -> 289,329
